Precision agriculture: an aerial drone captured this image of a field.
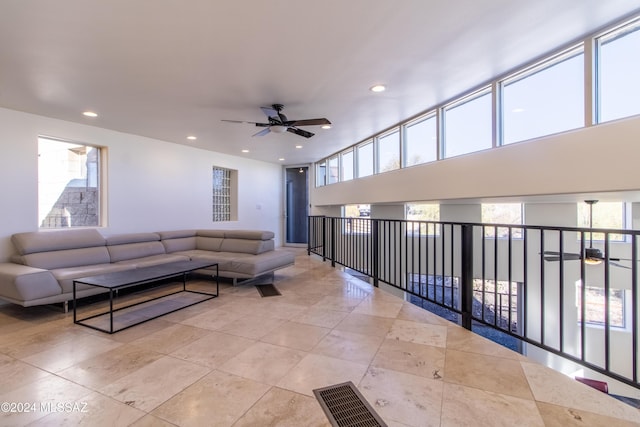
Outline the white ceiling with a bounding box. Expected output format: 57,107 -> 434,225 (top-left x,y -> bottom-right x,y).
1,1 -> 639,165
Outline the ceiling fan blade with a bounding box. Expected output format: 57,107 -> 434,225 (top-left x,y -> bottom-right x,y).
252,128 -> 271,137
286,118 -> 331,127
287,127 -> 314,138
222,119 -> 258,124
260,106 -> 279,120
610,261 -> 632,269
543,251 -> 582,260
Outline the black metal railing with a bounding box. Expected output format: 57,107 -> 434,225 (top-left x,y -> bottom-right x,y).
308,215 -> 640,390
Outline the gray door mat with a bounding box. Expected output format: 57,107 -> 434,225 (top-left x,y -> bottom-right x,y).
313,381 -> 387,427
255,283 -> 281,297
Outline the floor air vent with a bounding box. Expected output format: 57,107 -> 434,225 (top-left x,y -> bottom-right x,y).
255,284 -> 281,297
313,381 -> 387,427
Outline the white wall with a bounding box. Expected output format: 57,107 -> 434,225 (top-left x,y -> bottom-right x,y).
0,107 -> 284,261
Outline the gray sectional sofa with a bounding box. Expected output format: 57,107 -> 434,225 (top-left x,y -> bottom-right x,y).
0,228 -> 295,308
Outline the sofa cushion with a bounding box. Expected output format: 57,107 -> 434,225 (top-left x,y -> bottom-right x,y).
197,230 -> 226,238
11,229 -> 106,255
219,238 -> 274,255
223,230 -> 274,240
226,250 -> 294,277
105,232 -> 160,246
156,230 -> 197,240
22,246 -> 111,270
115,253 -> 190,268
108,241 -> 166,263
0,263 -> 62,301
52,263 -> 135,293
162,236 -> 197,253
195,236 -> 224,252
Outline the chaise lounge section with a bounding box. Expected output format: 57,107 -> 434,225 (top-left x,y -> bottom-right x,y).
0,228 -> 294,308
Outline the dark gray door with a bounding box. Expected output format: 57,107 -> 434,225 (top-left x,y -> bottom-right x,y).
286,167 -> 308,244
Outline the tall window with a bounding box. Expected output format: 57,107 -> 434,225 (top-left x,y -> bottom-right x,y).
597,18 -> 640,123
357,141 -> 374,178
38,136 -> 101,228
502,46 -> 584,144
341,149 -> 354,181
406,203 -> 440,235
316,161 -> 326,187
577,201 -> 626,241
404,114 -> 437,167
377,129 -> 400,173
327,156 -> 339,184
481,203 -> 523,238
443,87 -> 492,158
212,166 -> 232,222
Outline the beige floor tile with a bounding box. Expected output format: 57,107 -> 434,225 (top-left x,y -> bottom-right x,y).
219,341 -> 306,385
444,349 -> 533,400
537,401 -> 640,427
0,375 -> 93,426
57,344 -> 165,389
151,370 -> 270,427
28,390 -> 146,427
312,295 -> 365,312
290,307 -> 350,329
446,324 -> 525,360
440,382 -> 544,427
372,339 -> 446,379
0,353 -> 51,394
21,333 -> 122,373
352,298 -> 404,318
334,312 -> 395,337
0,323 -> 89,359
233,387 -> 331,427
312,329 -> 384,365
387,319 -> 447,347
260,321 -> 330,351
129,414 -> 178,427
178,307 -> 244,331
521,361 -> 640,423
129,323 -> 211,354
359,366 -> 444,427
397,302 -> 452,326
170,331 -> 254,369
277,353 -> 369,397
217,314 -> 286,340
101,356 -> 210,412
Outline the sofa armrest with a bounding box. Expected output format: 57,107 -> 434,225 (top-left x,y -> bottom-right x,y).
0,263 -> 61,303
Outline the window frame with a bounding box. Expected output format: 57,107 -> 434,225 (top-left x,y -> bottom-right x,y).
442,86 -> 493,159
38,136 -> 104,229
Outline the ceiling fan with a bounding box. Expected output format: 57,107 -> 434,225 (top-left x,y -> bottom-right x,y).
543,200 -> 635,269
222,104 -> 331,138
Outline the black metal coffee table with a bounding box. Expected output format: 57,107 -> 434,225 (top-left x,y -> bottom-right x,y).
73,260 -> 218,334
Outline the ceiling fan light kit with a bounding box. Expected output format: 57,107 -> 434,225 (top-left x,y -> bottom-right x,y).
222,104 -> 331,139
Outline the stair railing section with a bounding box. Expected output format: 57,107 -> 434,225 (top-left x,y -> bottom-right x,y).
308,215 -> 640,390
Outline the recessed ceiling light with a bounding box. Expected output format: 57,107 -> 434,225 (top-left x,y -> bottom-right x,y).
321,125 -> 331,130
370,84 -> 386,93
82,111 -> 98,118
278,158 -> 285,161
241,149 -> 249,153
512,108 -> 525,113
295,145 -> 302,149
187,135 -> 197,140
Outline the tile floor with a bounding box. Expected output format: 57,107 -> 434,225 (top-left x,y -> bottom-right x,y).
0,249 -> 639,426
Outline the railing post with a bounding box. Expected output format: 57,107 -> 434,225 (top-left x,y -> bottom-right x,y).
307,216 -> 311,256
321,216 -> 327,261
330,217 -> 336,267
372,218 -> 379,287
461,224 -> 473,330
